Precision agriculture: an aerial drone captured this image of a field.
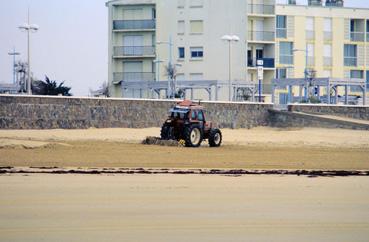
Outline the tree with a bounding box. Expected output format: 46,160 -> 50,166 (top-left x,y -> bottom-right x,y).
32,76 -> 72,96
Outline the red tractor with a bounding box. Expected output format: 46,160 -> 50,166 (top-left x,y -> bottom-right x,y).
160,100 -> 222,147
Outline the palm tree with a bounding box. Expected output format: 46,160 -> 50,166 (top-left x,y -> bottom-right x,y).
32,76 -> 72,96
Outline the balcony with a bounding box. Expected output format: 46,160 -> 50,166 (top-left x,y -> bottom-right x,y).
276,28 -> 287,38
248,4 -> 275,15
113,20 -> 156,31
247,58 -> 275,68
113,46 -> 155,57
344,57 -> 357,67
367,33 -> 369,42
279,55 -> 293,65
248,31 -> 275,42
113,72 -> 155,83
350,32 -> 365,42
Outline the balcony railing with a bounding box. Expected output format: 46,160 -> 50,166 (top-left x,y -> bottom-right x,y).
113,20 -> 156,30
367,33 -> 369,42
248,4 -> 275,15
113,46 -> 155,57
113,72 -> 155,83
323,57 -> 332,66
248,31 -> 275,42
247,58 -> 275,68
306,30 -> 315,40
350,32 -> 365,42
276,28 -> 287,38
324,31 -> 332,41
344,57 -> 357,67
279,55 -> 293,65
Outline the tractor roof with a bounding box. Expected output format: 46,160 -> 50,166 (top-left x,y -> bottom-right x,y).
175,100 -> 204,110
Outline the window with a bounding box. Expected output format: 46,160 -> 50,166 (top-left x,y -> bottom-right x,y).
276,68 -> 287,79
177,0 -> 185,8
306,17 -> 314,31
350,70 -> 364,79
190,20 -> 203,34
344,44 -> 357,66
177,20 -> 185,34
178,47 -> 185,59
324,44 -> 332,66
279,42 -> 293,64
190,0 -> 203,8
366,71 -> 369,89
276,15 -> 287,38
152,8 -> 156,19
324,18 -> 332,32
123,8 -> 143,20
190,47 -> 203,58
197,111 -> 204,121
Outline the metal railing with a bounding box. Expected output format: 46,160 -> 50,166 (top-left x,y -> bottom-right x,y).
324,31 -> 332,41
350,32 -> 365,42
247,4 -> 275,15
276,28 -> 287,38
247,58 -> 275,68
113,46 -> 155,57
248,31 -> 275,42
113,72 -> 155,83
344,57 -> 357,67
279,55 -> 293,65
306,30 -> 315,40
323,57 -> 332,66
113,20 -> 156,30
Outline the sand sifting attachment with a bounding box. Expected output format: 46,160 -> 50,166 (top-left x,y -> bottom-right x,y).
142,137 -> 181,147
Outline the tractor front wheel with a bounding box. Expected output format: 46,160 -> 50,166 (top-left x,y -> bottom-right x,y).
209,129 -> 222,147
184,125 -> 203,147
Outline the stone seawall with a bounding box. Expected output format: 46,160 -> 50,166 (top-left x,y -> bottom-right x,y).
289,104 -> 369,121
0,95 -> 272,129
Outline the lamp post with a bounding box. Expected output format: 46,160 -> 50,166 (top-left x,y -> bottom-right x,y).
157,36 -> 173,99
221,35 -> 240,102
18,9 -> 39,95
293,45 -> 309,101
8,48 -> 20,84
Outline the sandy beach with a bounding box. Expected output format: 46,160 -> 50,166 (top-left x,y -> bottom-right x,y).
0,127 -> 368,170
0,174 -> 368,242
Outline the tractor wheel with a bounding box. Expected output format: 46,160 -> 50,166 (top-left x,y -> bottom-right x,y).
184,125 -> 203,147
208,129 -> 222,147
160,125 -> 174,140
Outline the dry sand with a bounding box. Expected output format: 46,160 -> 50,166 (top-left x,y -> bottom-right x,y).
0,174 -> 368,242
0,127 -> 368,170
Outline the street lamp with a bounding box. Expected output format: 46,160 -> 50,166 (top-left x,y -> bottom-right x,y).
19,9 -> 39,95
157,37 -> 174,99
293,46 -> 309,101
221,34 -> 240,101
8,48 -> 20,84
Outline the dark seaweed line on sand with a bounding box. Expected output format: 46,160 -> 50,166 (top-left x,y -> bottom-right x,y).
0,167 -> 369,177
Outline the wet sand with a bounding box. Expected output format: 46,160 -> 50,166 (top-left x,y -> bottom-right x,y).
0,174 -> 368,242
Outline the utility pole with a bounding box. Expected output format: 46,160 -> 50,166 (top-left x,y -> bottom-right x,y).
19,7 -> 39,95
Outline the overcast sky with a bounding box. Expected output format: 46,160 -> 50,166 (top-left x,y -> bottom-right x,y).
0,0 -> 368,96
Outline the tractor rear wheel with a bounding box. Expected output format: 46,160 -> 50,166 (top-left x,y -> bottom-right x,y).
160,124 -> 174,140
184,125 -> 203,147
209,128 -> 222,147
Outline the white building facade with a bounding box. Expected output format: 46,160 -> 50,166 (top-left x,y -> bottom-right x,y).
106,0 -> 369,102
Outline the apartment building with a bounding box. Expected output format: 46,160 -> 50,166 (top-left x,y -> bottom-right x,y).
275,2 -> 369,103
106,0 -> 247,100
106,0 -> 369,102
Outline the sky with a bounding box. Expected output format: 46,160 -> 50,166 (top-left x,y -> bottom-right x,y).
0,0 -> 368,96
